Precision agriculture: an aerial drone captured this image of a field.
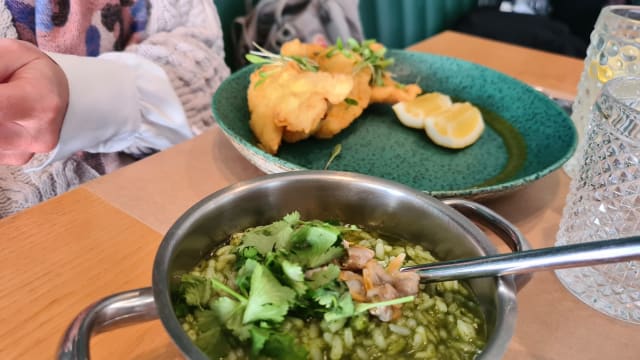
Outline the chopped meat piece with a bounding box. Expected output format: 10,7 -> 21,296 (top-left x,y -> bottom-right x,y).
367,284 -> 402,321
339,271 -> 367,302
367,282 -> 399,301
362,259 -> 393,290
391,271 -> 420,297
386,253 -> 406,274
340,244 -> 420,322
342,245 -> 375,271
370,73 -> 422,104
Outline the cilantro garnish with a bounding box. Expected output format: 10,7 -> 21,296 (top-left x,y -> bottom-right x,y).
179,274 -> 212,307
239,219 -> 293,256
307,263 -> 341,289
243,263 -> 296,323
176,211 -> 415,360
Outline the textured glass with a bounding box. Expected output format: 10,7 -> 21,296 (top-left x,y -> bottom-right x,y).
556,76 -> 640,324
564,5 -> 640,178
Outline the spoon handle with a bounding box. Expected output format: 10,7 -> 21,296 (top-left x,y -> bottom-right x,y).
402,236 -> 640,282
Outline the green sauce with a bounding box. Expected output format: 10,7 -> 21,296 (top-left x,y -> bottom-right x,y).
474,106 -> 527,187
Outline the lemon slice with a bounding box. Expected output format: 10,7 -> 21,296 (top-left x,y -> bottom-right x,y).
392,92 -> 452,129
424,102 -> 484,149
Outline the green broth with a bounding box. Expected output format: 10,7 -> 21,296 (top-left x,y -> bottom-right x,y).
178,223 -> 487,360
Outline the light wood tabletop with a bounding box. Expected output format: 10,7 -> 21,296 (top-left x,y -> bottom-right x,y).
1,31 -> 637,360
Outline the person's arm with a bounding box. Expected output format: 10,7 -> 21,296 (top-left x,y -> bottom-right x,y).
25,0 -> 230,169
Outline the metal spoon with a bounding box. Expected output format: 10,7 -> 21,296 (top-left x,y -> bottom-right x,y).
402,235 -> 640,282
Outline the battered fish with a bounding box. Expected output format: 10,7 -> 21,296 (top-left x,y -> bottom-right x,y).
370,72 -> 422,104
247,61 -> 353,154
314,51 -> 373,139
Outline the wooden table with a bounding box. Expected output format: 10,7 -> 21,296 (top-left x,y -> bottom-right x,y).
1,31 -> 637,360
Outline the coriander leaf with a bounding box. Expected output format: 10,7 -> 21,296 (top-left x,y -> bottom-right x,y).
274,213 -> 301,250
282,224 -> 310,250
288,223 -> 345,267
172,290 -> 190,318
307,264 -> 341,289
193,310 -> 230,358
211,296 -> 255,341
249,326 -> 271,356
239,246 -> 259,260
194,309 -> 218,330
240,220 -> 294,256
324,292 -> 355,322
283,211 -> 301,225
281,260 -> 305,282
212,297 -> 252,341
303,246 -> 345,268
179,274 -> 212,307
262,332 -> 308,360
236,258 -> 259,295
210,277 -> 247,303
311,287 -> 341,308
307,223 -> 341,246
243,264 -> 296,324
210,297 -> 242,323
281,260 -> 307,295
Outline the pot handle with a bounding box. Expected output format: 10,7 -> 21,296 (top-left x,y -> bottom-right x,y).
442,198 -> 532,289
57,287 -> 158,360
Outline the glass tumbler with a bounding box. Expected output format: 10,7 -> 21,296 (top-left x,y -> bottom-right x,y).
564,5 -> 640,179
556,76 -> 640,324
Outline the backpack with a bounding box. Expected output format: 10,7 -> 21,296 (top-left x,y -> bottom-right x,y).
231,0 -> 364,69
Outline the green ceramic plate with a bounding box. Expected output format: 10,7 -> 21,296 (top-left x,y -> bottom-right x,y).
212,50 -> 577,199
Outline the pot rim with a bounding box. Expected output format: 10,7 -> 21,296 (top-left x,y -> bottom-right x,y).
152,171 -> 518,360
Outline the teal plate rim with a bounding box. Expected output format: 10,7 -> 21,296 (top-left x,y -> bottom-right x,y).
212,50 -> 577,200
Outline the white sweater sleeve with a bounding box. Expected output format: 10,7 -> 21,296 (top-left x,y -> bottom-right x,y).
124,0 -> 231,135
26,0 -> 229,170
27,51 -> 193,169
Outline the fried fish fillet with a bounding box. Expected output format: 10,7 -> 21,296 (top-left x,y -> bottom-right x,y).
248,39 -> 422,152
313,52 -> 373,139
247,61 -> 353,154
370,72 -> 422,104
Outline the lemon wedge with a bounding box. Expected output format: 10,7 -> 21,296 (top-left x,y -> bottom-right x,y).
424,102 -> 484,149
392,92 -> 452,129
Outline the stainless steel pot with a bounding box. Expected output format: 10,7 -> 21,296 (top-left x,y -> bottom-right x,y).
58,171 -> 531,360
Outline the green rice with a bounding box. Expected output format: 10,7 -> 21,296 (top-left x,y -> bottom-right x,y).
178,226 -> 487,360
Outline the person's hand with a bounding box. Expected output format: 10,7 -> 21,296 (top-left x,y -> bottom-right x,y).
0,39 -> 69,165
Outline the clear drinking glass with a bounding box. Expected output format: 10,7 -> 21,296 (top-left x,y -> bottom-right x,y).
564,5 -> 640,178
555,76 -> 640,324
